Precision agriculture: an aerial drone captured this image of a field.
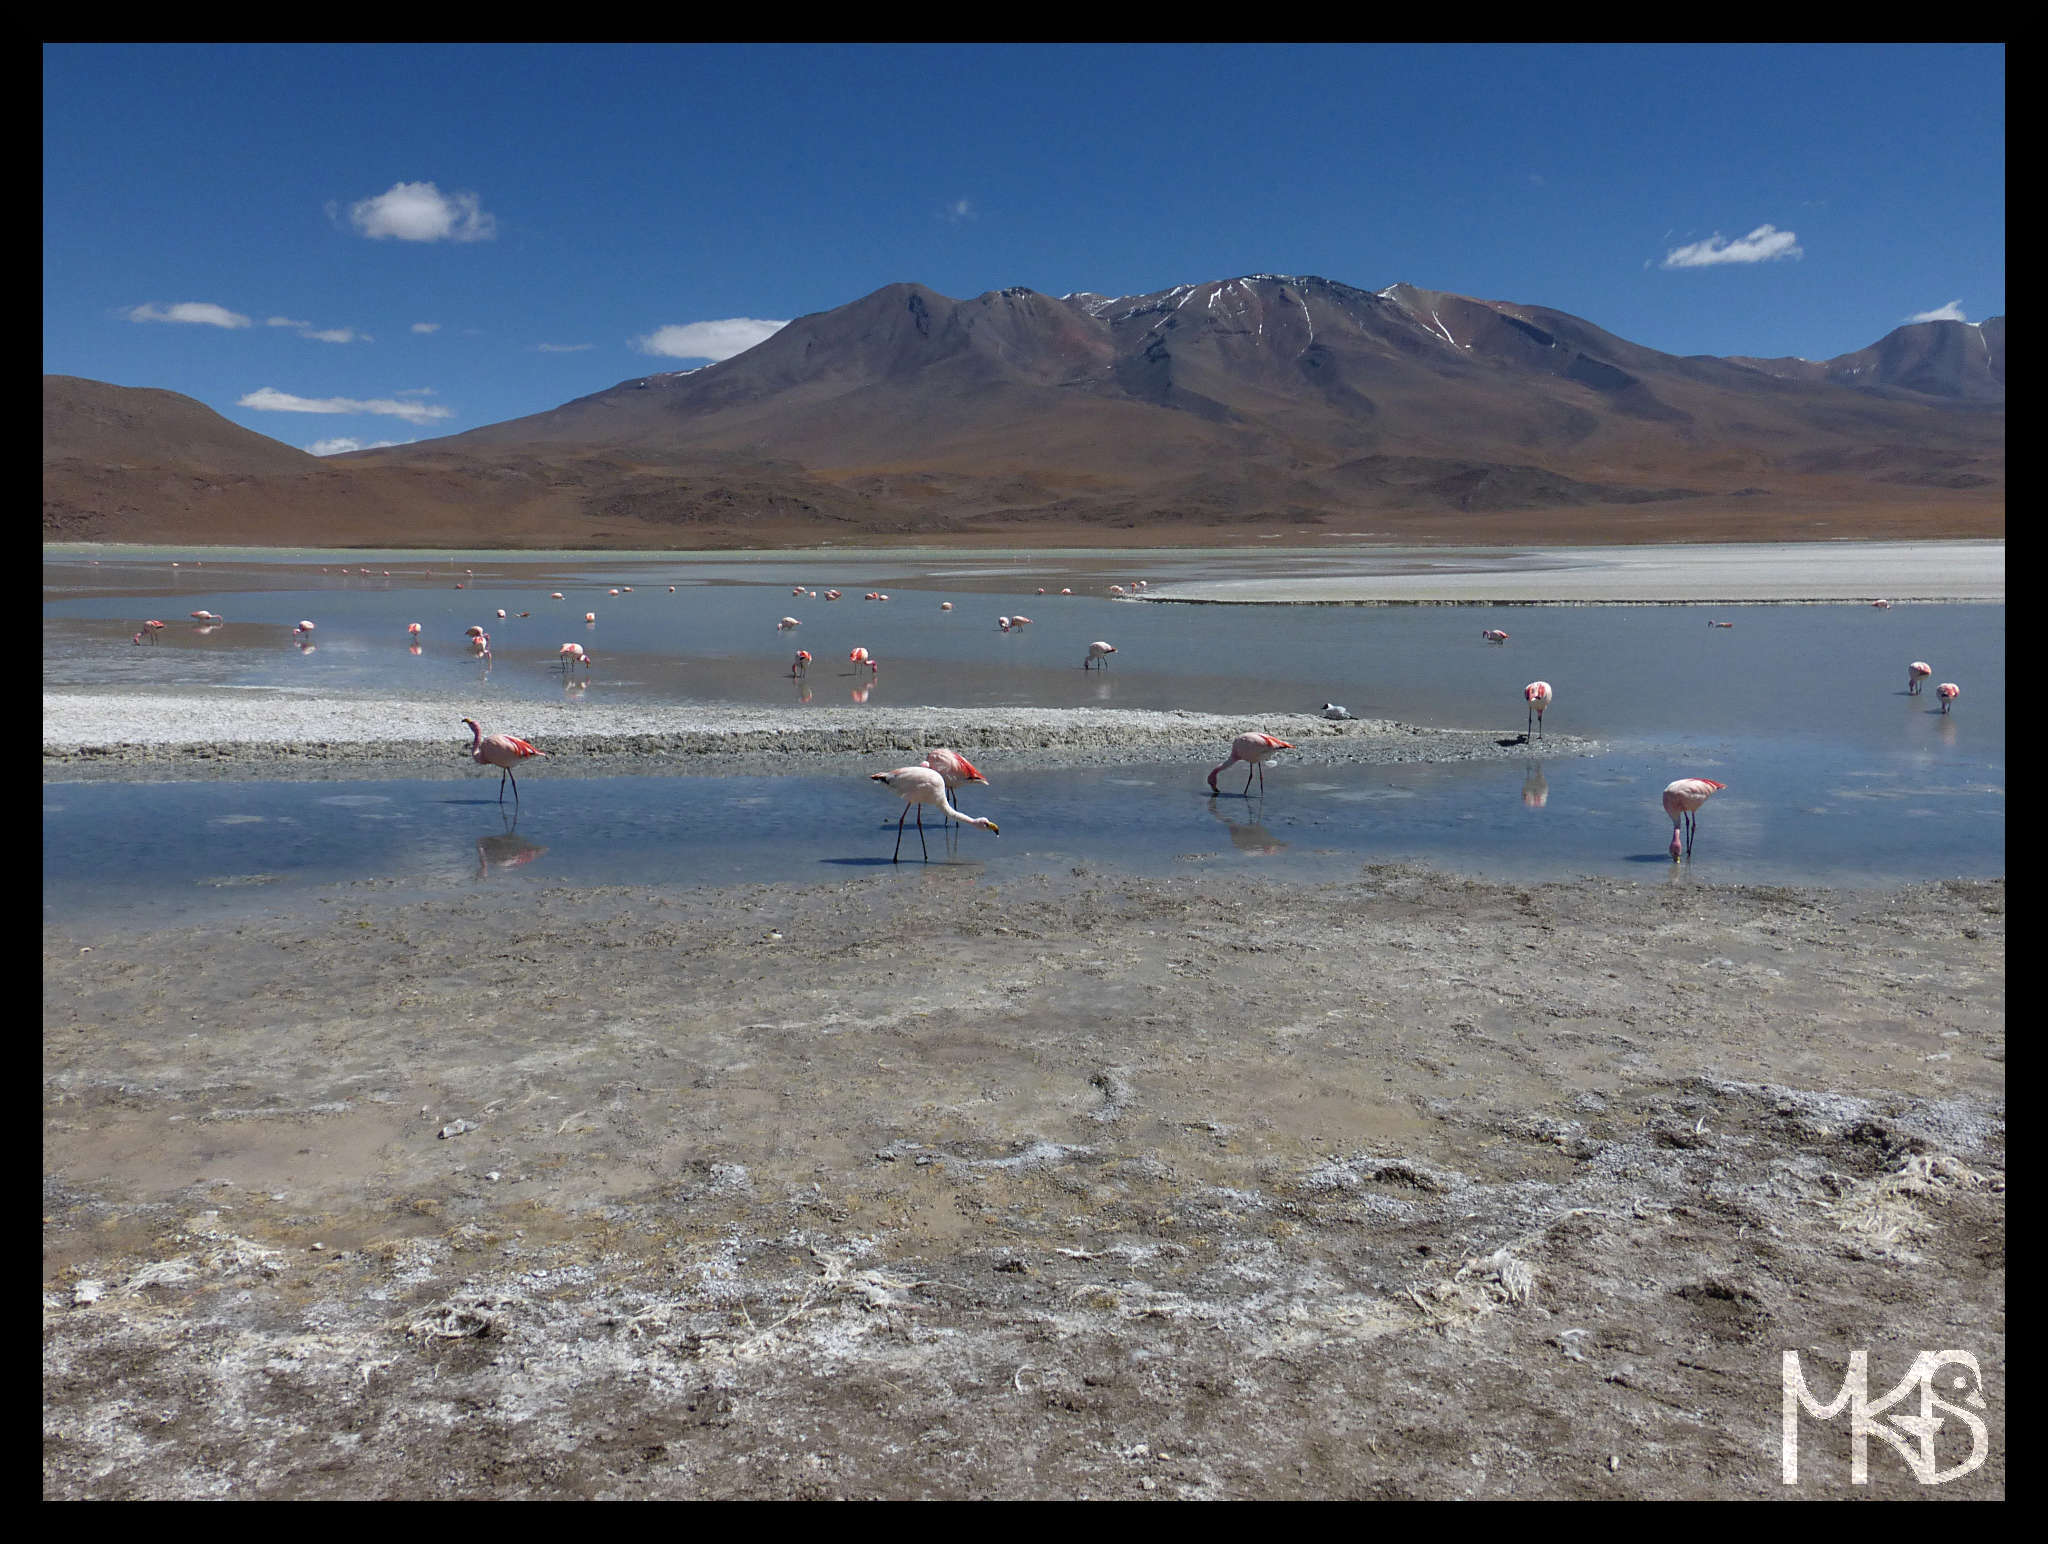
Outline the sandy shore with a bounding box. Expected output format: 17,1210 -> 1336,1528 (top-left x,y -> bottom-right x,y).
1140,540 -> 2006,604
42,694 -> 1590,781
43,861 -> 2003,1499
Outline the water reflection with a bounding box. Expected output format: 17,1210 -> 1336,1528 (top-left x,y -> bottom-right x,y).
1207,796 -> 1287,854
476,812 -> 547,879
1521,761 -> 1549,809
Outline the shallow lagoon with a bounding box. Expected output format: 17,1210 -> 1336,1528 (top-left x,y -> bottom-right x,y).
43,547 -> 2003,920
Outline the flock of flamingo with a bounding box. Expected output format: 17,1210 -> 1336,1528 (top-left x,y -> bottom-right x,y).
128,568 -> 1966,866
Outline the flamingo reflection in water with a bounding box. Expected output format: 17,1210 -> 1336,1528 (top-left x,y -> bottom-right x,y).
1206,796 -> 1287,855
1521,761 -> 1548,809
476,812 -> 547,880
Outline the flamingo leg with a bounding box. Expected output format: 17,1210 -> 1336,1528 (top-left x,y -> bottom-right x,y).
894,804 -> 909,861
1242,763 -> 1254,796
916,805 -> 929,861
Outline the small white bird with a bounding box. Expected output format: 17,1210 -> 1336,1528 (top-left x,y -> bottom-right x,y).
1320,703 -> 1354,720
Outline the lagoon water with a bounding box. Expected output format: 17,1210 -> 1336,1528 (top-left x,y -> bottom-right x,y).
43,547 -> 2003,924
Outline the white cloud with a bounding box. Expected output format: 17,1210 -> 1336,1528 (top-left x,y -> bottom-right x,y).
1906,299 -> 1968,324
266,315 -> 312,328
124,301 -> 251,329
303,327 -> 370,344
347,181 -> 497,242
392,386 -> 437,396
537,342 -> 594,352
238,387 -> 454,426
940,197 -> 975,223
1660,224 -> 1804,269
630,318 -> 786,361
306,436 -> 410,455
410,322 -> 441,334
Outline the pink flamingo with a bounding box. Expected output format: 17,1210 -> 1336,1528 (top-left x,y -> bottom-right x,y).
558,643 -> 589,671
1482,629 -> 1509,643
407,622 -> 422,637
469,631 -> 492,663
1524,681 -> 1552,736
1872,599 -> 1892,609
585,612 -> 597,624
142,620 -> 165,641
1208,733 -> 1295,796
849,646 -> 878,671
1907,661 -> 1932,695
940,601 -> 953,611
869,767 -> 999,861
463,718 -> 544,803
292,620 -> 316,638
131,631 -> 144,645
1936,683 -> 1959,712
1010,615 -> 1032,626
189,610 -> 224,623
791,650 -> 812,677
550,592 -> 565,600
1085,641 -> 1116,669
779,616 -> 801,630
922,748 -> 989,822
1662,778 -> 1726,860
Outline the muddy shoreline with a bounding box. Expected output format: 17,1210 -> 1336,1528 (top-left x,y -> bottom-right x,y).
43,863 -> 2004,1499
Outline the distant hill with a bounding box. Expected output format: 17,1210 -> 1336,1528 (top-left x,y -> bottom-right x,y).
44,278 -> 2005,548
1727,315 -> 2005,403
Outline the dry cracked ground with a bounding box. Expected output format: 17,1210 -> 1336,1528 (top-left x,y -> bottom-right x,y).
43,864 -> 2004,1499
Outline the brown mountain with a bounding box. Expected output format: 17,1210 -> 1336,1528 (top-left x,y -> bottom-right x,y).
1728,315 -> 2005,402
45,278 -> 2005,548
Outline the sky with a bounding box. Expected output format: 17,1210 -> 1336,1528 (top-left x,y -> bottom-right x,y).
43,43 -> 2005,456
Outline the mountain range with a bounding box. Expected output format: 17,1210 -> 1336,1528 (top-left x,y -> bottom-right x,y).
44,275 -> 2005,548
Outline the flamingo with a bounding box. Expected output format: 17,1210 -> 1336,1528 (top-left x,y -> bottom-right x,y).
609,588 -> 620,597
791,650 -> 812,677
189,610 -> 224,623
1060,588 -> 1073,595
1010,615 -> 1032,626
558,642 -> 588,670
921,748 -> 989,822
779,616 -> 801,630
998,616 -> 1012,632
293,620 -> 316,638
407,622 -> 422,637
1208,733 -> 1295,796
1524,681 -> 1552,736
940,601 -> 953,611
869,767 -> 998,861
496,609 -> 507,619
1085,641 -> 1116,669
550,592 -> 565,600
1873,599 -> 1892,609
1908,661 -> 1932,695
585,612 -> 597,624
826,590 -> 841,600
849,647 -> 877,671
463,718 -> 544,803
1482,629 -> 1509,643
1662,778 -> 1726,860
143,620 -> 165,640
1709,621 -> 1734,628
1937,683 -> 1959,712
469,631 -> 492,663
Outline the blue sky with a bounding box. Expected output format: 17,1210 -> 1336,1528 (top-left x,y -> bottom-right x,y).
43,43 -> 2005,456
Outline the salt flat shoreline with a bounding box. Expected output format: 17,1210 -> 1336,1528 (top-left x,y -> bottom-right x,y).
44,864 -> 2005,1498
42,695 -> 1591,780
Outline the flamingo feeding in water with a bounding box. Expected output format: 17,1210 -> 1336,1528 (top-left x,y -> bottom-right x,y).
849,647 -> 878,671
779,616 -> 801,630
1908,661 -> 1932,694
407,622 -> 422,637
1937,682 -> 1959,712
1084,641 -> 1116,669
1482,629 -> 1509,643
1208,733 -> 1295,796
189,610 -> 224,623
869,767 -> 998,861
558,643 -> 590,671
921,748 -> 989,822
1662,778 -> 1726,860
1524,681 -> 1553,736
292,620 -> 315,638
791,650 -> 812,677
462,718 -> 545,803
